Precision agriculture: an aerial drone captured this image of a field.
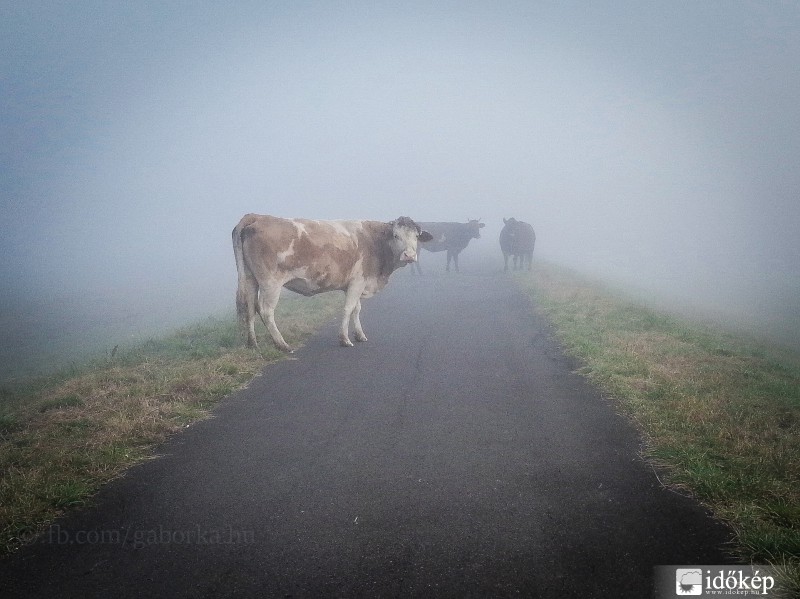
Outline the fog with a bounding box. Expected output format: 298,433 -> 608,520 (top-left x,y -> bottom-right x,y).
2,1 -> 799,374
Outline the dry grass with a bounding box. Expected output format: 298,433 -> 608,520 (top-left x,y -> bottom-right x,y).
0,292 -> 341,555
514,262 -> 800,595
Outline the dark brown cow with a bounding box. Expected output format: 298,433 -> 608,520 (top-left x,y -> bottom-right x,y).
232,214 -> 432,352
413,219 -> 485,273
499,217 -> 536,271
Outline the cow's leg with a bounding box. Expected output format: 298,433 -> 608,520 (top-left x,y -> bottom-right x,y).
257,282 -> 293,353
503,253 -> 509,272
445,250 -> 451,272
238,273 -> 259,347
340,284 -> 365,347
453,251 -> 460,273
245,298 -> 258,348
351,299 -> 367,342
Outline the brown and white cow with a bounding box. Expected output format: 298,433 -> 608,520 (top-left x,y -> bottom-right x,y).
232,214 -> 432,352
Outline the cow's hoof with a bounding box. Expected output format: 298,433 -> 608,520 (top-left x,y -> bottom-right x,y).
354,333 -> 368,343
340,338 -> 354,347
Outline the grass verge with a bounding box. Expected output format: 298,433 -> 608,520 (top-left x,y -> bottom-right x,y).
514,262 -> 799,595
0,292 -> 341,556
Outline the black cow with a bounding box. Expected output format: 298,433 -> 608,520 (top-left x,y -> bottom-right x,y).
413,220 -> 485,273
499,217 -> 536,271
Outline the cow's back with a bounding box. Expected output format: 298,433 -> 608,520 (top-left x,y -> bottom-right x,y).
239,216 -> 364,289
514,222 -> 536,252
419,222 -> 473,252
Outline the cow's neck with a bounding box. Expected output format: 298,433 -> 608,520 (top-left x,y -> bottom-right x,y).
377,241 -> 398,278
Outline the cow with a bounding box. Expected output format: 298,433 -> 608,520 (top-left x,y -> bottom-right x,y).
232,214 -> 432,352
413,219 -> 485,273
499,217 -> 536,271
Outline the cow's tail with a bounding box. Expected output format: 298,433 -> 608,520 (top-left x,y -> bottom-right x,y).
232,216 -> 255,335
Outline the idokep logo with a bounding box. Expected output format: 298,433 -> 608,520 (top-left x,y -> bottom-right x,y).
676,569 -> 703,595
655,565 -> 779,598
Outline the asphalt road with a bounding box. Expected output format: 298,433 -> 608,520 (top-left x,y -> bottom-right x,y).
0,266 -> 736,598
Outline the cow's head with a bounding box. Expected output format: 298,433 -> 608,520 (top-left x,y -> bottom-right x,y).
389,217 -> 433,264
502,217 -> 519,235
468,219 -> 486,239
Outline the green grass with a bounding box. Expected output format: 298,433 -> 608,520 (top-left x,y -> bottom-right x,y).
0,292 -> 341,556
513,261 -> 800,596
38,395 -> 83,413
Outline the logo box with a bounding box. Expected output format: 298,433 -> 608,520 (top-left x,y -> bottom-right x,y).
654,565 -> 779,598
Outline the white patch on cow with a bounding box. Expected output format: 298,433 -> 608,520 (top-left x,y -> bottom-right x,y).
292,220 -> 308,237
276,239 -> 295,264
350,258 -> 378,298
329,220 -> 354,237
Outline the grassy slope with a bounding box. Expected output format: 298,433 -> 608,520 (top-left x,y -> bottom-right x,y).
0,292 -> 341,555
513,262 -> 799,595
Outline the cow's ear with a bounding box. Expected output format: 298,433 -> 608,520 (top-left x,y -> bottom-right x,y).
479,223 -> 486,228
418,230 -> 433,242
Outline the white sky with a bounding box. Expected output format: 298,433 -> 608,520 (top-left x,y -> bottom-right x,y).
1,1 -> 798,338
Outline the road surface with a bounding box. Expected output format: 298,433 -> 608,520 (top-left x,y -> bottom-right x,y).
0,267 -> 736,598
